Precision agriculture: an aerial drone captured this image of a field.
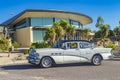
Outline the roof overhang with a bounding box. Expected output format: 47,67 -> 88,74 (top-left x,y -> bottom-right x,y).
1,9 -> 93,26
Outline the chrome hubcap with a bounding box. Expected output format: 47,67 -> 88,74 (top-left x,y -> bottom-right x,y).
93,56 -> 101,64
94,57 -> 100,63
42,57 -> 52,67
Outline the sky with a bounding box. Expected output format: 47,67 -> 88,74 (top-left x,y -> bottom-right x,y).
0,0 -> 120,30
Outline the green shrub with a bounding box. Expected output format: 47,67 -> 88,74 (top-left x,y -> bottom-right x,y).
0,44 -> 6,51
30,42 -> 50,49
12,41 -> 20,48
24,49 -> 29,55
30,45 -> 36,49
106,44 -> 117,50
0,37 -> 10,51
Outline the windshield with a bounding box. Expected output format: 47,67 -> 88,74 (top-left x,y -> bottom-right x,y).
53,41 -> 63,48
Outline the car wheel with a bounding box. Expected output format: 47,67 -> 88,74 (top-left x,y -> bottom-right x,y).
40,57 -> 52,68
92,55 -> 102,66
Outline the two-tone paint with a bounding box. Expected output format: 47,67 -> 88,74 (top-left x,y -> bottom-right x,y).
27,40 -> 113,67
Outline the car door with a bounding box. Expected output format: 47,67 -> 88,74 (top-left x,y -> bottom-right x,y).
63,42 -> 81,63
79,42 -> 94,62
50,48 -> 64,64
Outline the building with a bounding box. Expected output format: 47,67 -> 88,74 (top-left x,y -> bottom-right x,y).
1,9 -> 92,47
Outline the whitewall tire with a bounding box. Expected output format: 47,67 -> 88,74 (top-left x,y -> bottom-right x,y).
92,55 -> 102,66
40,57 -> 53,68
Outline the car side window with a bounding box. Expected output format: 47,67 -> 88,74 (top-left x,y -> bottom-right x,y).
67,42 -> 78,49
60,43 -> 66,49
79,42 -> 91,49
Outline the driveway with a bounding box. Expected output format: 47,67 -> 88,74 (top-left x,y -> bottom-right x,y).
0,60 -> 120,80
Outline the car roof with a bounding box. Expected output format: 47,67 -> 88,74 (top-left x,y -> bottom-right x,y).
58,40 -> 92,43
53,40 -> 93,48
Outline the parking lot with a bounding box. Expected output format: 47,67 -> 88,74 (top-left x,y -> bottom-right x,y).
0,60 -> 120,80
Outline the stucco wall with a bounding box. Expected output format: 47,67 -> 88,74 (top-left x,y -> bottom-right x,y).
16,27 -> 32,47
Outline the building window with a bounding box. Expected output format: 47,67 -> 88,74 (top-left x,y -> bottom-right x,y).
70,20 -> 80,28
16,19 -> 26,29
55,18 -> 61,22
16,23 -> 26,29
31,18 -> 43,26
33,30 -> 46,42
42,18 -> 53,27
30,18 -> 81,29
55,18 -> 69,22
31,18 -> 53,27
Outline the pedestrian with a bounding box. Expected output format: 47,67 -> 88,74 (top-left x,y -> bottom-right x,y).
6,36 -> 12,57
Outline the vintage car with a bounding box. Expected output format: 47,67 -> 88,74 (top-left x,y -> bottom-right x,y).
27,40 -> 114,68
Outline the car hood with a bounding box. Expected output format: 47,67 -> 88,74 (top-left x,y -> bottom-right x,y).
93,48 -> 112,53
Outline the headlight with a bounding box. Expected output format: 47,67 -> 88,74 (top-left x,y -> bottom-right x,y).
30,49 -> 36,54
35,53 -> 39,57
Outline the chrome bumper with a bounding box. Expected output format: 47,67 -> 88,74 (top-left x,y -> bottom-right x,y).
27,56 -> 40,65
109,55 -> 114,60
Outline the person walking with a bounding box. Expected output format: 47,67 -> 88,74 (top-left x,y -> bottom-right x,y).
6,36 -> 12,57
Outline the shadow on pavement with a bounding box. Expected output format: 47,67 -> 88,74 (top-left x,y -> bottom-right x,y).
54,63 -> 93,68
1,64 -> 40,70
1,63 -> 93,70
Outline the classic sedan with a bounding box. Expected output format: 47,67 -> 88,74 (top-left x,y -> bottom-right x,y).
27,40 -> 114,68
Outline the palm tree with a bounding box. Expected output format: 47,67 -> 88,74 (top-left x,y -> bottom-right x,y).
66,25 -> 76,40
44,19 -> 76,46
113,26 -> 120,41
81,28 -> 91,40
95,16 -> 104,28
106,29 -> 115,42
100,24 -> 110,39
59,19 -> 69,31
59,19 -> 76,40
59,20 -> 69,39
53,22 -> 65,41
99,24 -> 110,47
95,16 -> 110,47
44,28 -> 56,47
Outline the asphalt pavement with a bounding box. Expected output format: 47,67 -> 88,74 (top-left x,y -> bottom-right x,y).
0,60 -> 120,80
